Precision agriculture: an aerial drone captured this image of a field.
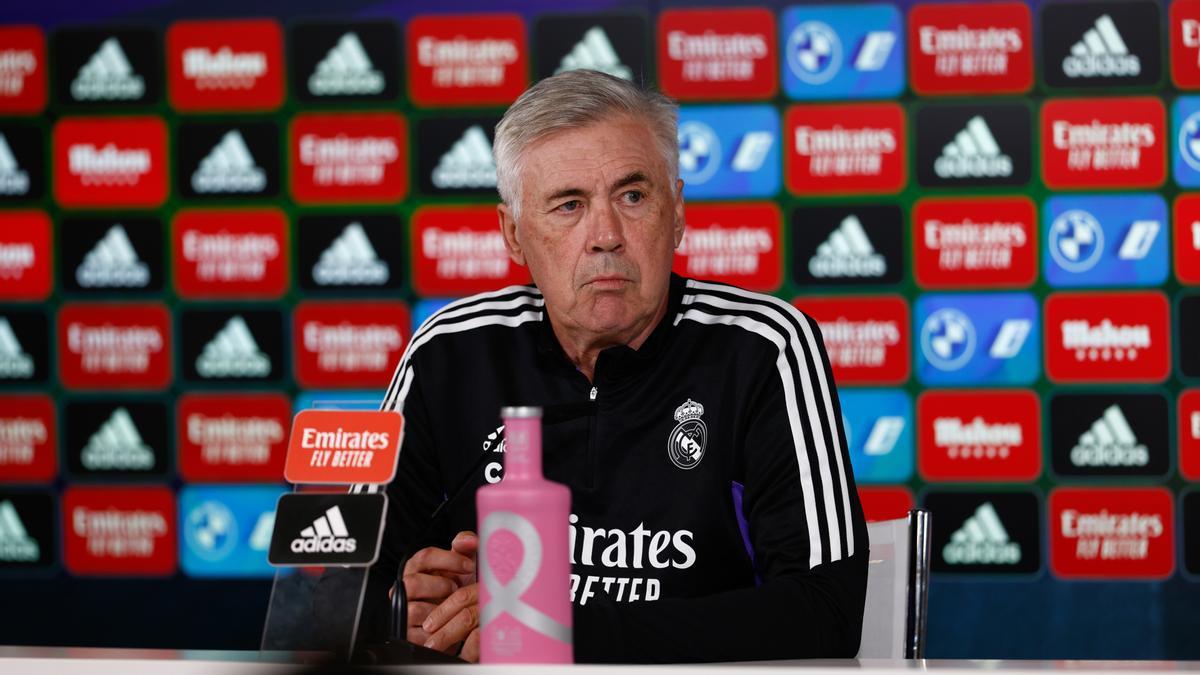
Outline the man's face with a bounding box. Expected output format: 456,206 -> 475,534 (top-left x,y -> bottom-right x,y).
498,115 -> 685,345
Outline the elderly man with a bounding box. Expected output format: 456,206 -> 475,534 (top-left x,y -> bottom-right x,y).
358,69 -> 867,663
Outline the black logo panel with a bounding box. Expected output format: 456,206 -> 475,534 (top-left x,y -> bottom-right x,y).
923,490 -> 1041,576
0,122 -> 45,202
175,120 -> 280,200
915,103 -> 1031,188
1184,492 -> 1200,577
0,309 -> 49,386
51,27 -> 161,106
1180,295 -> 1200,379
416,115 -> 502,197
288,21 -> 400,102
63,398 -> 170,479
1049,392 -> 1169,478
179,307 -> 285,384
296,214 -> 404,293
791,204 -> 904,286
0,491 -> 56,573
57,217 -> 164,295
1040,0 -> 1161,89
534,14 -> 650,84
269,493 -> 387,567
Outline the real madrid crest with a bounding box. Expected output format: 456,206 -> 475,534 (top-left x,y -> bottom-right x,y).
668,399 -> 707,470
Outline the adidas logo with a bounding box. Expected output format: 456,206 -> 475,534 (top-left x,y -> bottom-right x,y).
290,505 -> 357,553
0,500 -> 39,562
554,27 -> 633,80
312,222 -> 389,286
76,224 -> 150,288
71,37 -> 145,100
191,130 -> 266,194
431,125 -> 496,190
807,215 -> 886,278
1070,404 -> 1149,467
0,318 -> 33,379
1063,14 -> 1141,78
308,32 -> 384,96
248,511 -> 275,551
80,407 -> 155,471
196,315 -> 271,378
0,133 -> 30,196
942,502 -> 1021,565
933,116 -> 1012,179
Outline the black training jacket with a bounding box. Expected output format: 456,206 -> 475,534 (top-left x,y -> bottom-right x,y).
354,274 -> 869,663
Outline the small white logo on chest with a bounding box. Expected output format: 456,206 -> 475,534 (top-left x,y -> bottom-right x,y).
668,399 -> 707,470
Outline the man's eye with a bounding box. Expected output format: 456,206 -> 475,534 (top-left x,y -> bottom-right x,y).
556,200 -> 582,213
623,190 -> 643,204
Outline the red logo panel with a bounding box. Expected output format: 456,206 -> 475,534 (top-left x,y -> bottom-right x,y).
0,26 -> 47,114
913,197 -> 1036,289
53,117 -> 168,208
407,14 -> 528,106
284,410 -> 404,485
58,303 -> 172,390
674,203 -> 782,291
1040,97 -> 1165,190
1175,195 -> 1200,285
918,389 -> 1041,482
411,206 -> 531,297
0,210 -> 51,301
786,103 -> 906,195
290,113 -> 407,204
172,208 -> 289,299
1049,487 -> 1173,580
0,394 -> 57,482
293,301 -> 410,389
1044,291 -> 1170,384
1171,0 -> 1200,88
908,2 -> 1033,95
63,486 -> 177,576
166,19 -> 284,111
858,486 -> 914,523
177,393 -> 290,482
657,8 -> 777,100
794,295 -> 910,385
1181,389 -> 1200,480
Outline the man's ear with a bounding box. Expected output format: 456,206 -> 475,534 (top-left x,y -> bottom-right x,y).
497,202 -> 527,266
672,178 -> 686,248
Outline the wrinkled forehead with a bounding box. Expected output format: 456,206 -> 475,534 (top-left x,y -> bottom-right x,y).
517,115 -> 672,195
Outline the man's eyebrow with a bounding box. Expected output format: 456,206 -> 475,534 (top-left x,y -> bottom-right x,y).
545,186 -> 587,203
611,171 -> 649,191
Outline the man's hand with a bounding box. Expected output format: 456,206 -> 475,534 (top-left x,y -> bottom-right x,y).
402,531 -> 480,660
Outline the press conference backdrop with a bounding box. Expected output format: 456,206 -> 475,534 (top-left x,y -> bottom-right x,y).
1,0 -> 1199,660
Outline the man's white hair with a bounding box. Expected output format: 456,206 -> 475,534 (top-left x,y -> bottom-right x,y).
493,69 -> 679,221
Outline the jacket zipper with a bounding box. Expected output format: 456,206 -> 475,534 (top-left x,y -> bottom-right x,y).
586,384 -> 598,488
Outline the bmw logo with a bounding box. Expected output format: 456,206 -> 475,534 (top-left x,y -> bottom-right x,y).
677,121 -> 721,186
185,500 -> 238,562
920,308 -> 976,372
786,21 -> 842,84
1049,209 -> 1104,273
1180,110 -> 1200,172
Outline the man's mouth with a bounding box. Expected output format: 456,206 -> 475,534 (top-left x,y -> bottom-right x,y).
584,276 -> 632,290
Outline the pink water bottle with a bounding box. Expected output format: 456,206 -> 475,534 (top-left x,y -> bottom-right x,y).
477,406 -> 573,663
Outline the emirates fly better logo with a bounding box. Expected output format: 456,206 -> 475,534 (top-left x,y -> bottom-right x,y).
913,197 -> 1037,289
57,303 -> 171,391
1050,487 -> 1173,579
411,206 -> 531,297
797,295 -> 910,385
407,14 -> 527,106
1040,97 -> 1165,189
293,301 -> 410,389
290,113 -> 407,204
786,103 -> 906,195
908,2 -> 1032,95
657,8 -> 777,100
673,203 -> 781,291
0,26 -> 47,113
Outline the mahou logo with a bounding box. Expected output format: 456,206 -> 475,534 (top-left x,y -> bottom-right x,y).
63,486 -> 176,576
58,303 -> 171,390
54,117 -> 167,208
407,14 -> 528,106
177,393 -> 289,482
0,394 -> 56,482
0,211 -> 51,301
1180,389 -> 1200,480
0,26 -> 46,113
673,203 -> 781,291
172,209 -> 288,299
657,8 -> 777,100
908,2 -> 1033,95
166,19 -> 283,111
290,113 -> 406,204
913,197 -> 1036,289
411,206 -> 531,297
918,389 -> 1041,482
786,103 -> 906,195
1050,487 -> 1173,580
293,301 -> 410,389
1175,195 -> 1200,284
1171,0 -> 1200,88
1040,97 -> 1165,189
796,295 -> 909,385
1044,291 -> 1169,383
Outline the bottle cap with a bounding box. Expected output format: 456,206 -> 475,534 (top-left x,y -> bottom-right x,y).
500,406 -> 542,419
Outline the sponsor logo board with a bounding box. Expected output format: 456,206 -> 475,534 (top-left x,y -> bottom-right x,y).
0,122 -> 44,201
411,205 -> 531,297
172,209 -> 288,299
415,115 -> 501,196
284,409 -> 403,485
1042,194 -> 1167,287
58,217 -> 163,295
52,28 -> 160,106
913,197 -> 1036,289
268,492 -> 387,567
1184,491 -> 1200,576
290,113 -> 407,204
54,116 -> 168,208
677,105 -> 780,199
915,293 -> 1040,386
791,204 -> 904,286
1040,0 -> 1161,89
1043,291 -> 1170,383
1040,97 -> 1165,190
177,393 -> 290,482
175,121 -> 279,199
838,389 -> 913,484
166,19 -> 283,111
908,2 -> 1033,95
1049,391 -> 1169,479
64,398 -> 169,479
407,14 -> 527,106
1172,0 -> 1200,88
293,301 -> 410,389
918,389 -> 1041,482
534,14 -> 648,83
785,103 -> 906,195
57,303 -> 171,390
1180,390 -> 1200,480
180,485 -> 286,578
0,395 -> 56,482
0,491 -> 55,572
0,309 -> 48,386
796,295 -> 909,385
924,490 -> 1041,575
290,21 -> 400,103
0,211 -> 51,301
63,486 -> 176,576
297,214 -> 403,293
657,8 -> 776,100
915,102 -> 1031,188
1049,487 -> 1173,579
179,308 -> 285,384
674,203 -> 781,291
0,26 -> 47,113
780,3 -> 904,99
1180,295 -> 1200,379
1174,195 -> 1200,284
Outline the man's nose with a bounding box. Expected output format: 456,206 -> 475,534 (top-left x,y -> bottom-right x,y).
586,200 -> 625,253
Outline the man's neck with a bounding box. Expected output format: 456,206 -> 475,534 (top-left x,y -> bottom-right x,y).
549,296 -> 669,383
